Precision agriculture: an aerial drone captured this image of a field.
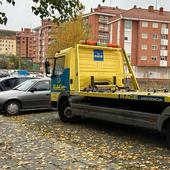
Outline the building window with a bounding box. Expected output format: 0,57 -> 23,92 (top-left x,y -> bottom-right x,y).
161,35 -> 168,40
152,34 -> 158,40
160,56 -> 167,60
162,23 -> 168,28
98,39 -> 109,43
152,22 -> 158,28
125,20 -> 132,29
99,24 -> 109,32
142,33 -> 148,39
160,46 -> 167,50
141,56 -> 147,61
141,44 -> 147,50
142,21 -> 148,28
152,45 -> 158,50
152,56 -> 157,61
98,33 -> 109,41
99,16 -> 109,23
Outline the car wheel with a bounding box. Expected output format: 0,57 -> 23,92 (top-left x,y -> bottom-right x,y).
4,101 -> 21,116
58,101 -> 78,123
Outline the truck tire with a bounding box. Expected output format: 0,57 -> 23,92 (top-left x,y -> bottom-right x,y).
165,122 -> 170,148
58,101 -> 78,123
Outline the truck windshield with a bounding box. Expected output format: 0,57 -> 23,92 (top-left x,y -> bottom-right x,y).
54,57 -> 65,76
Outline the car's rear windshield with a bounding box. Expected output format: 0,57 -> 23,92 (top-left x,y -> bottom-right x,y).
13,79 -> 38,91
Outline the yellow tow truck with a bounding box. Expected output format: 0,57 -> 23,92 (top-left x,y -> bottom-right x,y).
45,41 -> 170,145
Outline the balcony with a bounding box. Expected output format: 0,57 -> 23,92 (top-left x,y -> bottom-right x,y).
160,60 -> 167,67
98,35 -> 109,40
98,28 -> 109,32
160,50 -> 168,56
99,19 -> 108,24
98,39 -> 109,43
161,39 -> 168,46
161,28 -> 168,35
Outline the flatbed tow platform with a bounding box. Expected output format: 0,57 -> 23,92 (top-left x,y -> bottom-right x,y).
70,90 -> 170,131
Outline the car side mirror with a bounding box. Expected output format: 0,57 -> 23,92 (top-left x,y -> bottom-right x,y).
45,61 -> 51,75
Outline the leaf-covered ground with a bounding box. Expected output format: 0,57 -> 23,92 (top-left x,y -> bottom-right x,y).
0,111 -> 170,170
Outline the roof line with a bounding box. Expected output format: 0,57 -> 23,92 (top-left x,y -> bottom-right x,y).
108,16 -> 170,24
108,18 -> 121,24
83,12 -> 116,18
33,24 -> 52,31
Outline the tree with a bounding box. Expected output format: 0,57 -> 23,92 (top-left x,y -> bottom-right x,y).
0,0 -> 84,25
0,55 -> 19,69
47,16 -> 92,57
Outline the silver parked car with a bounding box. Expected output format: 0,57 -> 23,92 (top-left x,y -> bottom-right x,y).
0,76 -> 36,91
0,79 -> 51,115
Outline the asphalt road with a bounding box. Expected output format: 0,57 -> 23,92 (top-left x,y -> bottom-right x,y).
0,111 -> 170,170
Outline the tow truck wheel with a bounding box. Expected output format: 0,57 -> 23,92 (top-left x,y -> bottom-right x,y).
58,101 -> 78,123
165,122 -> 170,148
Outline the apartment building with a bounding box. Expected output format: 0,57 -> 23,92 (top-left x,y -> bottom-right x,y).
0,29 -> 17,56
108,5 -> 170,79
0,36 -> 16,56
34,19 -> 53,69
84,4 -> 126,43
16,28 -> 36,61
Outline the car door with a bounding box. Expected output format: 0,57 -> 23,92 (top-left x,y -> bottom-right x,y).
23,80 -> 50,109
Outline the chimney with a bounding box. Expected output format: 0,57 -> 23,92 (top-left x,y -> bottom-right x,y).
134,5 -> 137,8
98,4 -> 101,8
159,7 -> 164,14
91,8 -> 93,12
148,5 -> 154,12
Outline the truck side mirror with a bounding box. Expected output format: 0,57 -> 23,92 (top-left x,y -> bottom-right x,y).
45,61 -> 51,75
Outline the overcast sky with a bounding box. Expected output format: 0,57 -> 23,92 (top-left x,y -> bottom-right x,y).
0,0 -> 169,31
